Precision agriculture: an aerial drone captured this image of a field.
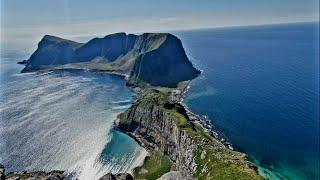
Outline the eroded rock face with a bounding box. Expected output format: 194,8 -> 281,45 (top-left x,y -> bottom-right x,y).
0,165 -> 133,180
119,101 -> 199,173
22,33 -> 200,87
157,171 -> 194,180
0,166 -> 65,180
98,173 -> 133,180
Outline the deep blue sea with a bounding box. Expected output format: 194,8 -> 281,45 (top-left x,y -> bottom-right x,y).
175,22 -> 319,180
0,51 -> 147,179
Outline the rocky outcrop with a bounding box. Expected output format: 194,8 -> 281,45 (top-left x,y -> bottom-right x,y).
117,90 -> 263,179
156,171 -> 194,180
0,164 -> 4,180
21,33 -> 200,87
0,164 -> 133,180
0,164 -> 65,180
98,173 -> 133,180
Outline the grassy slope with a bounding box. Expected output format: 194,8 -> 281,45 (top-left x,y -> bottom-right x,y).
133,150 -> 172,180
53,62 -> 114,71
194,145 -> 261,180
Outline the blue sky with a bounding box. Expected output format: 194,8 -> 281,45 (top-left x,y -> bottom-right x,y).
1,0 -> 319,47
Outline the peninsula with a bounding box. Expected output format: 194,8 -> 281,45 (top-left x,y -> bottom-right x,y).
8,33 -> 263,180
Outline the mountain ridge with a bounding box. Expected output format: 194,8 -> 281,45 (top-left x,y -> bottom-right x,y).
22,33 -> 200,87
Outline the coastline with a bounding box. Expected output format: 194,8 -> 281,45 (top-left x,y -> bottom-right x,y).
174,72 -> 235,151
12,64 -> 261,179
111,70 -> 262,179
115,79 -> 262,179
21,66 -> 258,178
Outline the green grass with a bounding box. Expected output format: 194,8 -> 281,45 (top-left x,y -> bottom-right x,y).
55,62 -> 114,71
194,146 -> 263,180
166,108 -> 214,141
183,124 -> 214,142
133,150 -> 172,180
167,109 -> 190,128
118,112 -> 127,126
154,87 -> 173,94
138,89 -> 171,108
127,76 -> 150,88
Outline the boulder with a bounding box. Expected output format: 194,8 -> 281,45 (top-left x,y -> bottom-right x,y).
99,173 -> 133,180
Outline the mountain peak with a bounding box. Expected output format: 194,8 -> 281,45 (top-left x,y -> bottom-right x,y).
42,35 -> 69,42
38,35 -> 81,47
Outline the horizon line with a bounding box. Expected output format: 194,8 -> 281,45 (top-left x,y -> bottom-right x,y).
151,20 -> 319,34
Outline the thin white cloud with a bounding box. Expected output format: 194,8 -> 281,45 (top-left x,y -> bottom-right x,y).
1,13 -> 318,50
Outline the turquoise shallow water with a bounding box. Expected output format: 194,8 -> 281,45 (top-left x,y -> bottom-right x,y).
175,23 -> 319,180
0,50 -> 145,179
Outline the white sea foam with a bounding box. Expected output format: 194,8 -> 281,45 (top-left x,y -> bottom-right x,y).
111,105 -> 131,110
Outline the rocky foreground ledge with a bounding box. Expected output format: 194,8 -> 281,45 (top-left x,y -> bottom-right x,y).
0,164 -> 65,180
0,164 -> 133,180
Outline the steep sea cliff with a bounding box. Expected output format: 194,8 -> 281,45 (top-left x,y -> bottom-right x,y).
117,89 -> 262,179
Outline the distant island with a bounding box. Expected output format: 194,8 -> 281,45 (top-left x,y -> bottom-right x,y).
20,33 -> 200,88
4,33 -> 263,179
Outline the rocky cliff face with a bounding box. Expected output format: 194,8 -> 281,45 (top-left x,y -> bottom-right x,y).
98,173 -> 133,180
118,90 -> 263,179
0,164 -> 133,180
22,33 -> 200,87
119,99 -> 197,172
0,164 -> 65,180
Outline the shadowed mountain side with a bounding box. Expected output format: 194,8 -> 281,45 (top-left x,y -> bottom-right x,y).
22,35 -> 83,71
22,33 -> 200,87
127,34 -> 200,87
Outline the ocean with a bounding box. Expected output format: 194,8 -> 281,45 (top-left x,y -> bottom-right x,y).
0,51 -> 147,179
175,22 -> 319,180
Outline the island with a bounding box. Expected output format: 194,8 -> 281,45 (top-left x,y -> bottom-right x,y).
4,33 -> 263,180
21,33 -> 200,88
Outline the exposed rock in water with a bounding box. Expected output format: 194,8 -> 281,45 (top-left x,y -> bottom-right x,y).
17,60 -> 27,64
117,90 -> 263,179
21,33 -> 200,88
98,173 -> 133,180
